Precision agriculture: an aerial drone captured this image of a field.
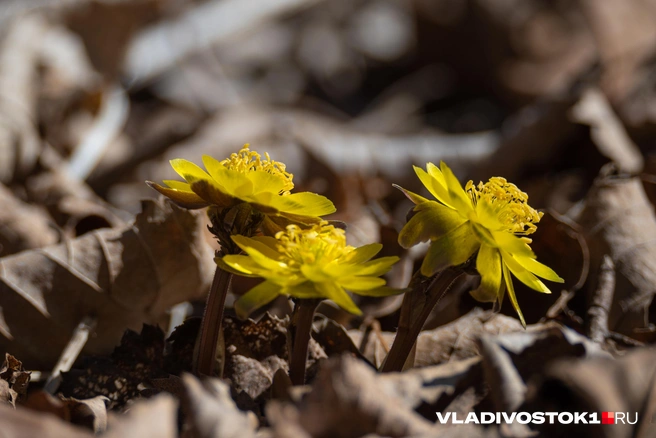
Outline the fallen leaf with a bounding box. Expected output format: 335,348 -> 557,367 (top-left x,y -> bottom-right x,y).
181,373 -> 258,438
0,198 -> 214,369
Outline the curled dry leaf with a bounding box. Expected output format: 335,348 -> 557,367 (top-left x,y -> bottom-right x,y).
478,323 -> 610,414
223,314 -> 326,400
350,308 -> 523,368
0,198 -> 214,369
104,394 -> 178,438
276,355 -> 437,438
377,356 -> 483,417
181,373 -> 258,438
527,347 -> 656,438
23,391 -> 108,433
578,173 -> 656,335
0,353 -> 30,407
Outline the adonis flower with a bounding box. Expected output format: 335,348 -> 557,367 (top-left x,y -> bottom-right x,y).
396,162 -> 563,326
218,222 -> 402,318
147,146 -> 336,234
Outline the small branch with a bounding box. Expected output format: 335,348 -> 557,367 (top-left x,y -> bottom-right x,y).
587,255 -> 615,343
193,266 -> 232,377
44,316 -> 96,394
288,299 -> 320,385
381,266 -> 464,372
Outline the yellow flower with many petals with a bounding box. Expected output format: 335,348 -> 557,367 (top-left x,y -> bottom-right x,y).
147,146 -> 336,234
218,222 -> 402,318
396,162 -> 564,326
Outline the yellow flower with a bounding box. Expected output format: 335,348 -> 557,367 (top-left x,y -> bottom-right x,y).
218,222 -> 402,318
396,161 -> 564,326
147,146 -> 336,234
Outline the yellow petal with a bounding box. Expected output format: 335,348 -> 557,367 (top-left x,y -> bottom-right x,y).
146,181 -> 208,209
202,155 -> 254,197
352,256 -> 399,277
231,235 -> 290,273
214,255 -> 259,277
503,262 -> 526,328
398,201 -> 467,249
514,256 -> 564,283
220,254 -> 271,277
470,245 -> 502,303
421,222 -> 479,276
439,161 -> 475,214
315,282 -> 362,315
338,276 -> 386,291
340,243 -> 382,264
170,159 -> 211,182
491,230 -> 534,258
234,281 -> 280,319
270,192 -> 336,217
413,165 -> 452,207
231,235 -> 281,261
189,179 -> 236,208
301,264 -> 333,282
282,281 -> 324,299
393,184 -> 431,205
247,170 -> 287,195
501,249 -> 551,294
163,180 -> 193,191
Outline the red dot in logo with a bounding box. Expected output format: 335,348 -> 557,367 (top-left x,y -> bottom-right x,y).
602,412 -> 614,425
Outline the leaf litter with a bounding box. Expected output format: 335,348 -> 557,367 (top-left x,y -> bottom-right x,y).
0,1 -> 655,437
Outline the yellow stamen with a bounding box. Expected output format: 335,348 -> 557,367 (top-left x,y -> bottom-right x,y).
276,223 -> 353,267
221,145 -> 294,194
468,177 -> 543,235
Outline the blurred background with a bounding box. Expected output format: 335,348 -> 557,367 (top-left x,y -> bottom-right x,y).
1,0 -> 656,330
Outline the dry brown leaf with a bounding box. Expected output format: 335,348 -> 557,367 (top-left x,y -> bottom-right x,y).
377,356 -> 483,415
0,183 -> 58,257
181,373 -> 258,438
0,15 -> 46,184
280,355 -> 437,437
104,394 -> 177,438
578,172 -> 656,335
527,347 -> 656,438
223,313 -> 326,400
0,353 -> 30,407
23,391 -> 108,433
0,402 -> 92,438
479,323 -> 610,414
569,88 -> 643,173
0,198 -> 214,368
415,308 -> 524,368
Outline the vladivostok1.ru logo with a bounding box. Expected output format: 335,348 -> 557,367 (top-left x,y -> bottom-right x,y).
435,412 -> 639,425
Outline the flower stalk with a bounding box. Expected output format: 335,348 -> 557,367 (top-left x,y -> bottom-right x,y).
288,298 -> 321,385
193,204 -> 263,377
381,267 -> 464,372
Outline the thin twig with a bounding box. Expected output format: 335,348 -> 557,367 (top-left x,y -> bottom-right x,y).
44,315 -> 96,394
193,266 -> 232,377
381,267 -> 464,372
587,255 -> 615,343
288,299 -> 320,385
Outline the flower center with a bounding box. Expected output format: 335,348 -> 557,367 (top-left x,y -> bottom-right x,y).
221,145 -> 294,194
466,177 -> 542,235
276,223 -> 353,267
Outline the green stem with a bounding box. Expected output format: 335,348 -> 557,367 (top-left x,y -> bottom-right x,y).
193,265 -> 232,377
381,267 -> 464,373
289,299 -> 320,385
